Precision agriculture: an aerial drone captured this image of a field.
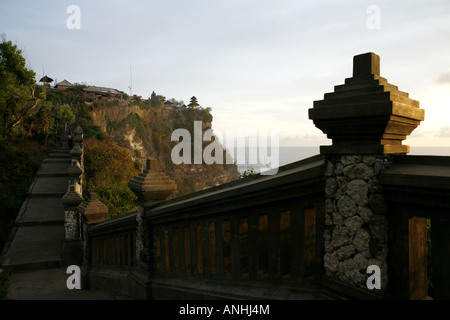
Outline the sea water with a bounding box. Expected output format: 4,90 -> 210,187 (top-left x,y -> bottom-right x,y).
232,146 -> 450,175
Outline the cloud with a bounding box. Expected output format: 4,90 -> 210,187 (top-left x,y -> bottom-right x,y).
436,70 -> 450,84
436,125 -> 450,137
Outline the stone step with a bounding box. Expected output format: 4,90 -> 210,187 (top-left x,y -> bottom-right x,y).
50,148 -> 70,153
15,197 -> 65,224
1,225 -> 65,271
36,162 -> 71,177
28,176 -> 70,197
43,158 -> 72,164
49,153 -> 71,159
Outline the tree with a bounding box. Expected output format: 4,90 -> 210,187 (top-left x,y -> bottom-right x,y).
83,137 -> 139,218
0,35 -> 46,139
35,102 -> 75,147
150,91 -> 165,108
169,98 -> 184,108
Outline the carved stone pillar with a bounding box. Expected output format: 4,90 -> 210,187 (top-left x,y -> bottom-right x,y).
67,159 -> 82,185
127,159 -> 177,299
309,52 -> 424,297
79,192 -> 108,225
70,142 -> 83,163
128,159 -> 177,269
79,192 -> 109,288
62,182 -> 83,266
73,125 -> 84,152
70,125 -> 83,180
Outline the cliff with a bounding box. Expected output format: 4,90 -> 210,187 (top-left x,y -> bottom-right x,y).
88,100 -> 240,198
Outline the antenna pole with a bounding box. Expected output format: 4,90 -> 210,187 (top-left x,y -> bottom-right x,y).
129,65 -> 133,97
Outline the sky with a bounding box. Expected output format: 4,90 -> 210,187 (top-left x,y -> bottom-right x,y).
1,0 -> 450,151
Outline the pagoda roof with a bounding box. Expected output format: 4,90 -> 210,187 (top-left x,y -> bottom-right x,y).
39,75 -> 53,83
188,96 -> 200,107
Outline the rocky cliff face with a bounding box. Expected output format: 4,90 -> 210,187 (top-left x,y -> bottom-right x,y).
89,101 -> 240,198
90,101 -> 173,132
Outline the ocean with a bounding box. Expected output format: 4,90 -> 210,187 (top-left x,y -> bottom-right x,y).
232,146 -> 450,175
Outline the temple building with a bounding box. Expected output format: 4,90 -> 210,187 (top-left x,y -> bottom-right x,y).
39,75 -> 53,89
83,85 -> 123,100
187,96 -> 200,109
54,79 -> 74,91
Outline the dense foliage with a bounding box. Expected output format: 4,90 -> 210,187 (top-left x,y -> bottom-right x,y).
83,137 -> 139,218
0,37 -> 75,142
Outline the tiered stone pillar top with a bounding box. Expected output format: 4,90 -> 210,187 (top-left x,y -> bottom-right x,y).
309,52 -> 425,155
67,159 -> 82,179
353,52 -> 380,77
128,158 -> 177,207
79,192 -> 109,224
62,182 -> 83,209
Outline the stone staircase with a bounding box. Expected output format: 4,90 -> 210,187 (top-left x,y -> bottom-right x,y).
1,146 -> 71,270
0,145 -> 118,299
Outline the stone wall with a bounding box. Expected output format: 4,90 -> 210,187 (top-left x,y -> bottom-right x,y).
323,154 -> 393,292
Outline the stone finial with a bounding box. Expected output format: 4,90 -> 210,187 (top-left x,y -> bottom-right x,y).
73,125 -> 84,144
128,158 -> 177,206
79,192 -> 108,224
62,183 -> 83,209
308,52 -> 425,155
353,52 -> 380,77
70,143 -> 83,159
67,159 -> 83,179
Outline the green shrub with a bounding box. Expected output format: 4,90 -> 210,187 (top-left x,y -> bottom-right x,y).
83,137 -> 139,218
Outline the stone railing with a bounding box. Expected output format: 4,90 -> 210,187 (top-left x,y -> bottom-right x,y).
78,52 -> 450,300
62,124 -> 85,266
138,156 -> 328,299
83,156 -> 333,299
381,155 -> 450,300
82,211 -> 137,297
86,212 -> 136,268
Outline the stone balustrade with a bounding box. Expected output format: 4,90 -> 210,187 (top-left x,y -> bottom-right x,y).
77,53 -> 450,300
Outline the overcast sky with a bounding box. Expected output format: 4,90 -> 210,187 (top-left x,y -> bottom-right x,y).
1,0 -> 450,150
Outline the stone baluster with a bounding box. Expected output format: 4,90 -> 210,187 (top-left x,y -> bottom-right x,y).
62,181 -> 84,266
309,52 -> 424,296
79,192 -> 109,286
127,158 -> 177,298
67,159 -> 83,186
69,125 -> 84,197
128,159 -> 177,270
79,192 -> 108,225
73,125 -> 84,149
70,125 -> 84,165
